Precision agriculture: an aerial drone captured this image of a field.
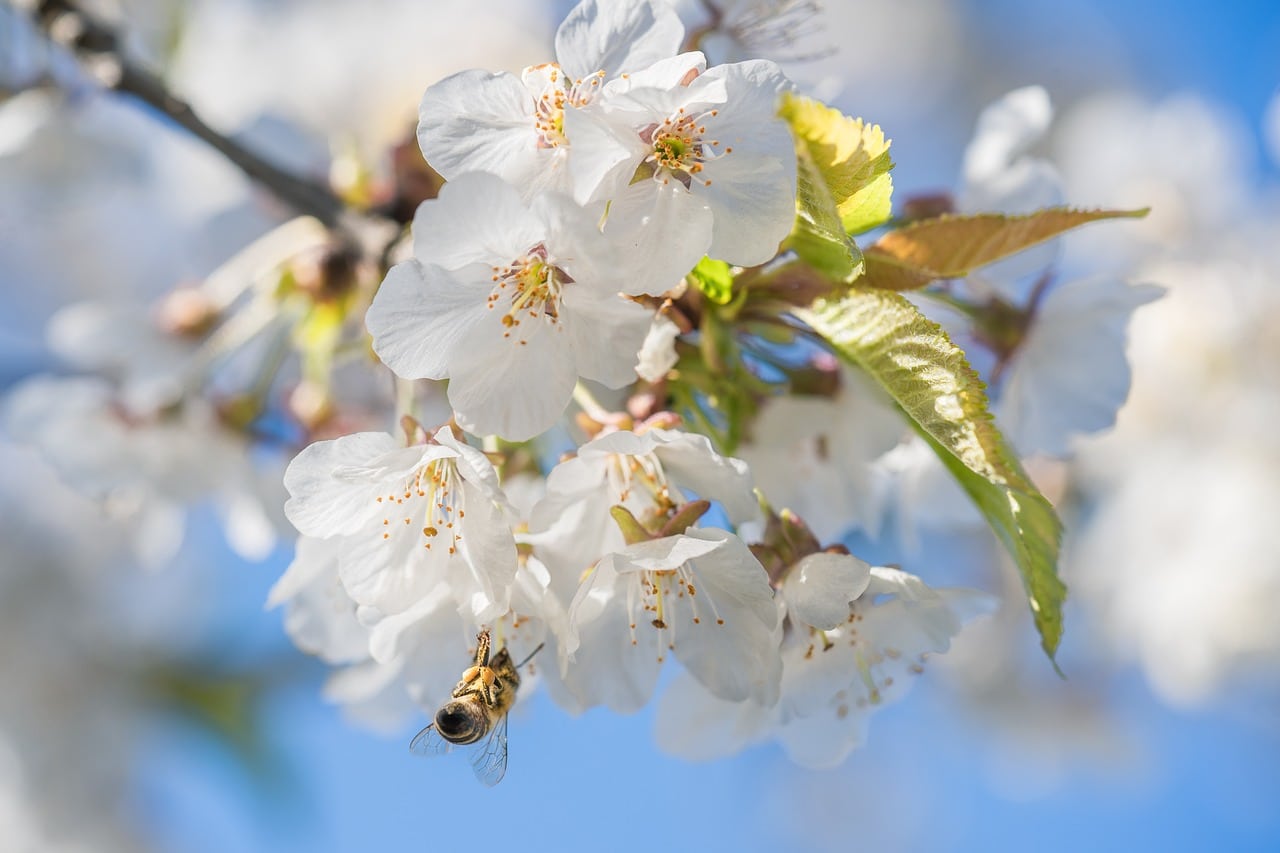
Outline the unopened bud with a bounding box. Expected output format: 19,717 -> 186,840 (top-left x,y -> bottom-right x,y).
288,380 -> 334,432
156,287 -> 220,338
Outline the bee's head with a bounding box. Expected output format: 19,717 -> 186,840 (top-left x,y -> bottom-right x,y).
434,700 -> 488,745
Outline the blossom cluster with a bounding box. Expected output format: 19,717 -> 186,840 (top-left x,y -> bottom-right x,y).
1,0 -> 1164,779
269,0 -> 992,766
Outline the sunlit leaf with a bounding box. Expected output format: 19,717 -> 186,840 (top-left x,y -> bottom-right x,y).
688,257 -> 735,305
860,207 -> 1148,290
797,288 -> 1066,665
779,93 -> 895,281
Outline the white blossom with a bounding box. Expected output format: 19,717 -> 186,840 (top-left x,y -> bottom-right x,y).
995,275 -> 1164,457
656,555 -> 994,766
739,369 -> 903,541
3,375 -> 283,565
574,56 -> 797,287
418,0 -> 685,197
365,171 -> 655,441
283,426 -> 517,621
527,426 -> 759,607
563,528 -> 780,712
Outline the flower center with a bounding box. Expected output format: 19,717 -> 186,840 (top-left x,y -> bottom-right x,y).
530,63 -> 606,149
487,243 -> 571,345
637,108 -> 731,190
374,458 -> 465,555
606,451 -> 677,523
625,565 -> 724,663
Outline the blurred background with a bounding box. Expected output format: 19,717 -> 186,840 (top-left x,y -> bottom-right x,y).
2,0 -> 1279,850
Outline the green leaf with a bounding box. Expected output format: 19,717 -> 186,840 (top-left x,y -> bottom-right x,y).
797,288 -> 1067,666
861,207 -> 1149,291
779,93 -> 895,281
688,256 -> 735,305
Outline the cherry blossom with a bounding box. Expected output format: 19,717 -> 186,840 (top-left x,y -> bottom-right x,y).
418,0 -> 686,197
365,171 -> 655,441
562,528 -> 780,712
283,425 -> 517,621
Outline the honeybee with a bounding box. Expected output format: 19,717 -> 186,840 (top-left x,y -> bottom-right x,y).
409,629 -> 542,786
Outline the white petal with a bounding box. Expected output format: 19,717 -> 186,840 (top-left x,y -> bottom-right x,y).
561,554 -> 663,712
563,291 -> 653,388
447,319 -> 579,441
963,86 -> 1053,185
604,178 -> 714,294
650,429 -> 759,526
782,552 -> 872,630
453,477 -> 518,622
412,171 -> 544,268
997,277 -> 1164,456
653,670 -> 775,761
562,103 -> 648,205
283,432 -> 400,537
417,69 -> 543,183
692,62 -> 796,265
663,529 -> 781,704
635,314 -> 680,383
776,706 -> 869,770
555,0 -> 685,81
339,524 -> 445,614
366,260 -> 495,381
270,536 -> 369,665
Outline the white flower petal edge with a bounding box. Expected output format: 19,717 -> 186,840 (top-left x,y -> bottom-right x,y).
590,57 -> 796,274
418,0 -> 684,198
562,528 -> 780,712
555,0 -> 684,81
997,277 -> 1165,457
366,172 -> 655,441
655,557 -> 996,768
282,426 -> 517,621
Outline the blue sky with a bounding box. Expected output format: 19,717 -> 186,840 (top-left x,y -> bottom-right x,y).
12,1 -> 1280,850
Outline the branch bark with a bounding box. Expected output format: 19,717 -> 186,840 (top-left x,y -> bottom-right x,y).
25,0 -> 350,227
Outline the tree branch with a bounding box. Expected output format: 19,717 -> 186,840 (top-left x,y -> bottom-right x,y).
24,0 -> 350,227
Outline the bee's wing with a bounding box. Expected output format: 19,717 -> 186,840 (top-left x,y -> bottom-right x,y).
470,712 -> 509,787
409,723 -> 452,758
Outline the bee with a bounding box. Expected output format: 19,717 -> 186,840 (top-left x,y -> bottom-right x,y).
409,629 -> 542,786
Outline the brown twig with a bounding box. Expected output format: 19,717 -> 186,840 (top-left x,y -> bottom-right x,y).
24,0 -> 350,227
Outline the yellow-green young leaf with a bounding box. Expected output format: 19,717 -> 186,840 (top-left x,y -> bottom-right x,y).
786,132 -> 863,281
689,257 -> 735,305
780,93 -> 895,234
861,207 -> 1148,290
779,94 -> 894,281
797,288 -> 1067,665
